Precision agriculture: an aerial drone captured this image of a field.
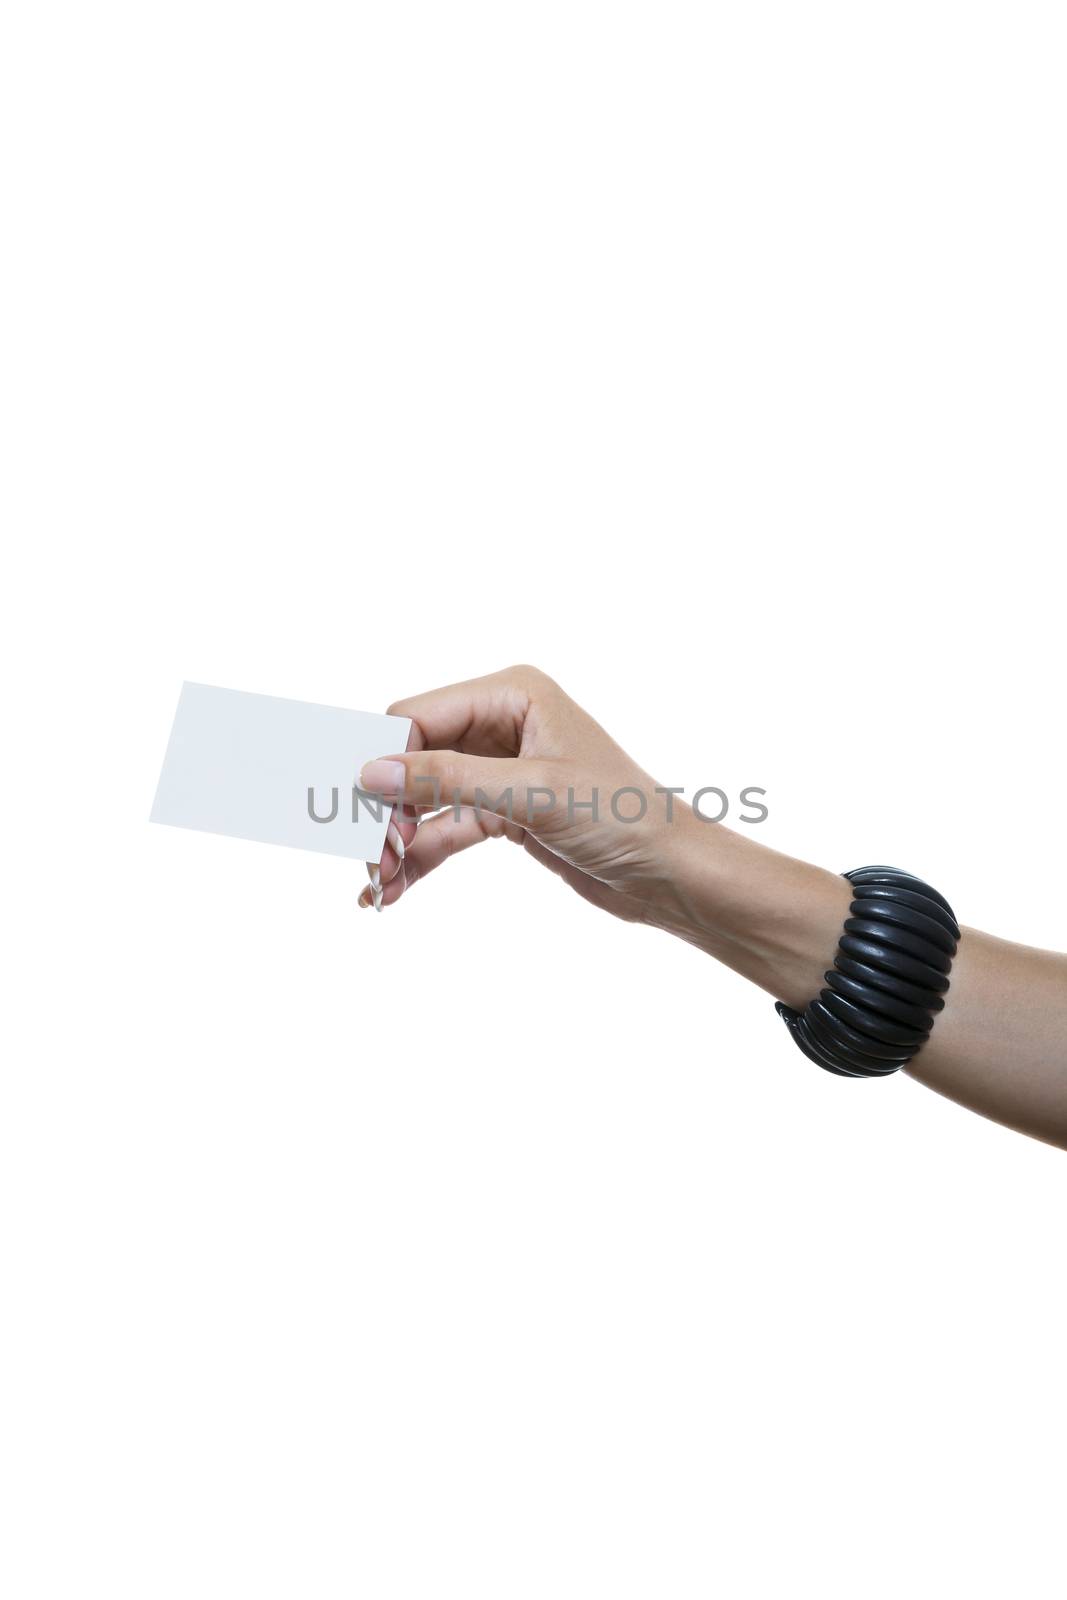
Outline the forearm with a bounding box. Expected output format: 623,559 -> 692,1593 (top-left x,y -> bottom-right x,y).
651,809 -> 1067,1150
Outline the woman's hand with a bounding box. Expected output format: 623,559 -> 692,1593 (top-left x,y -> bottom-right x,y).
357,663 -> 689,928
357,664 -> 1067,1149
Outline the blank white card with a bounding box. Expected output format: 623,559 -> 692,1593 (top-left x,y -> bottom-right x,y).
150,683 -> 411,862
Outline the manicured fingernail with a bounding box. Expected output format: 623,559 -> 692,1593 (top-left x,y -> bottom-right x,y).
368,864 -> 381,891
360,760 -> 406,793
358,886 -> 373,908
387,820 -> 405,860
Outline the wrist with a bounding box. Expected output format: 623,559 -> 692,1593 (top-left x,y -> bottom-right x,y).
647,805 -> 850,1009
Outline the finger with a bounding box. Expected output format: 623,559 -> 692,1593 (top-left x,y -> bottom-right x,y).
381,807 -> 418,880
358,713 -> 423,899
359,861 -> 405,911
360,749 -> 557,827
386,665 -> 549,757
361,805 -> 417,897
378,806 -> 522,908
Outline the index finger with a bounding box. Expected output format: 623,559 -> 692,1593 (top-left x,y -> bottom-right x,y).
386,665 -> 543,758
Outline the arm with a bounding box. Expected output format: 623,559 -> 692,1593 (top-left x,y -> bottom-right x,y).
645,821 -> 1067,1148
359,666 -> 1067,1150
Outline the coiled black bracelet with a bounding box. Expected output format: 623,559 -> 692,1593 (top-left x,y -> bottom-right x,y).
776,866 -> 960,1077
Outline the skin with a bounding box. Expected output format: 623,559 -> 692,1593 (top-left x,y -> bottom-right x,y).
358,665 -> 1067,1151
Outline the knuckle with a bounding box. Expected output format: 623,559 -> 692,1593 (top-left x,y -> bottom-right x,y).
506,662 -> 552,688
406,755 -> 443,800
427,755 -> 466,804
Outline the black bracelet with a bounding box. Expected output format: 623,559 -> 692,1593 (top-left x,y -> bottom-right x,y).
775,866 -> 960,1078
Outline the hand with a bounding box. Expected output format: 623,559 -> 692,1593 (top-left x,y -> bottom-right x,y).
357,664 -> 692,926
355,666 -> 1067,1148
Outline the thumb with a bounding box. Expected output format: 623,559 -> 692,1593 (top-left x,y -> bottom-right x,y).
359,751 -> 557,827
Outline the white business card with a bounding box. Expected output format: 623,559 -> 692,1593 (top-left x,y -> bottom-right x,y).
150,683 -> 411,862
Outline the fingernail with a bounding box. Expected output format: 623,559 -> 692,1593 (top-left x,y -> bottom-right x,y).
387,820 -> 406,860
360,759 -> 406,793
358,886 -> 373,909
368,864 -> 381,891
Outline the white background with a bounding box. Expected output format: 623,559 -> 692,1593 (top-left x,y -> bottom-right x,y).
2,4 -> 1065,1596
